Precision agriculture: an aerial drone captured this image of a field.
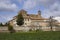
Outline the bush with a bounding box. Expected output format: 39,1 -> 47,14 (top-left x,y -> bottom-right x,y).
29,29 -> 32,31
0,23 -> 3,26
36,29 -> 39,32
8,24 -> 15,33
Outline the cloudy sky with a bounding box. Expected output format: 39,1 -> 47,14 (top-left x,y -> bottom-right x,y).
0,0 -> 60,23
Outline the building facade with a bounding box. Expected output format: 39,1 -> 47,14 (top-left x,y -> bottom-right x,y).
8,9 -> 60,31
9,9 -> 49,27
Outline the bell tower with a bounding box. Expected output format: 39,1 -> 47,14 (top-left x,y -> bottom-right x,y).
38,10 -> 41,17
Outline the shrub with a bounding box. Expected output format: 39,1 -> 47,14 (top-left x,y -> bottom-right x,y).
29,29 -> 32,31
36,29 -> 39,32
8,24 -> 15,33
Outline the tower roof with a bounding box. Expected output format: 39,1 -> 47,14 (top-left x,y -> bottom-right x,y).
18,9 -> 27,15
20,9 -> 27,12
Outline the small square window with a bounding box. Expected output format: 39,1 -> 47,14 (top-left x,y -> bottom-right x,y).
25,23 -> 27,25
28,19 -> 29,21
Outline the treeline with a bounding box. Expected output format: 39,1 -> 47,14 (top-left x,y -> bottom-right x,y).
0,23 -> 8,26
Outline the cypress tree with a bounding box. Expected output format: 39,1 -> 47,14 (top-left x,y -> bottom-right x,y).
16,13 -> 24,26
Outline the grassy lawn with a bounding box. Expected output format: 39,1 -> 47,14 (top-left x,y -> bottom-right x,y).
0,31 -> 60,40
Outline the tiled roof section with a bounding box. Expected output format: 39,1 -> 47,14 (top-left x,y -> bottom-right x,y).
27,14 -> 38,17
23,14 -> 48,20
31,18 -> 48,20
13,13 -> 48,20
13,16 -> 17,19
23,16 -> 30,19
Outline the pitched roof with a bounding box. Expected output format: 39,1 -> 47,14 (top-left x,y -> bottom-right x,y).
23,14 -> 48,20
12,9 -> 48,20
12,13 -> 48,20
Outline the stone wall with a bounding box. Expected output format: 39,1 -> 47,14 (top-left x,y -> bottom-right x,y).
13,26 -> 60,32
0,26 -> 60,32
0,27 -> 9,32
13,26 -> 31,32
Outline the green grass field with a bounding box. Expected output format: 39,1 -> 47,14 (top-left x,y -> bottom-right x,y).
0,31 -> 60,40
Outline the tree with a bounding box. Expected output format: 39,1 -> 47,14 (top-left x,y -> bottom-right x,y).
49,16 -> 53,31
16,13 -> 24,26
49,16 -> 56,31
8,23 -> 15,33
0,23 -> 3,26
5,23 -> 8,26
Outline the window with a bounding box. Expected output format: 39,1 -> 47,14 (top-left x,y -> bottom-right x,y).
24,19 -> 26,21
24,19 -> 27,21
28,19 -> 29,21
25,23 -> 27,25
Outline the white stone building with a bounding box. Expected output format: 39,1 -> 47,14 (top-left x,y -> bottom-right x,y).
9,9 -> 49,27
9,9 -> 60,31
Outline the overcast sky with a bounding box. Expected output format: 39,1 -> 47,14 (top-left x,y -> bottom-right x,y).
0,0 -> 60,23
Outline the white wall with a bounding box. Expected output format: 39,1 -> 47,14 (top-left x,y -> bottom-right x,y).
0,27 -> 9,32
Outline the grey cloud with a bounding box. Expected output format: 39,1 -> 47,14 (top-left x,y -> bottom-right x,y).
0,0 -> 18,12
23,0 -> 58,9
42,2 -> 60,18
23,0 -> 60,18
